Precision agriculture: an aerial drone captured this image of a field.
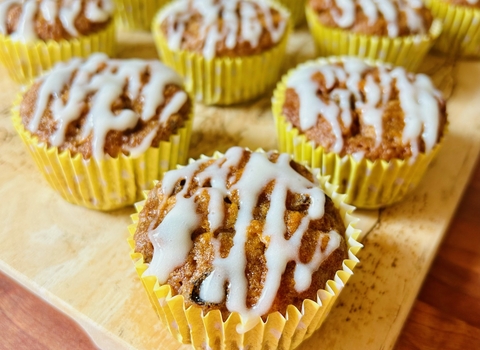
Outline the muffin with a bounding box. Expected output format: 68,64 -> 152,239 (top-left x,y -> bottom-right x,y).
114,0 -> 169,31
152,0 -> 291,105
425,0 -> 480,57
12,53 -> 193,211
0,0 -> 116,83
306,0 -> 442,71
129,147 -> 362,349
272,56 -> 448,208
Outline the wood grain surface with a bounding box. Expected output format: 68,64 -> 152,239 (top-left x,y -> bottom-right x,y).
1,159 -> 478,349
396,159 -> 480,350
1,29 -> 480,350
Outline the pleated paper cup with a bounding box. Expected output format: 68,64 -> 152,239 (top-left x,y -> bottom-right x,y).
0,20 -> 116,84
276,0 -> 307,27
272,57 -> 446,209
151,1 -> 292,105
11,91 -> 193,211
305,5 -> 442,72
426,0 -> 480,57
114,0 -> 171,31
128,150 -> 362,349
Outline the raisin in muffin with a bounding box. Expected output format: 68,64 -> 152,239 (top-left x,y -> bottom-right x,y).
129,147 -> 361,348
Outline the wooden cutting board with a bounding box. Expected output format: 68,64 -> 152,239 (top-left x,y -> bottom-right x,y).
0,29 -> 479,350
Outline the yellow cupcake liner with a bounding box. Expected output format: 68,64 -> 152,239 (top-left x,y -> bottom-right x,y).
151,1 -> 292,105
305,6 -> 442,72
128,150 -> 362,349
11,92 -> 193,211
275,0 -> 307,27
426,0 -> 480,57
114,0 -> 171,31
0,20 -> 116,84
272,57 -> 445,209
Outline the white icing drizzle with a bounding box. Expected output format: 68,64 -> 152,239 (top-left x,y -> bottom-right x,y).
40,0 -> 57,25
11,0 -> 37,41
286,58 -> 443,158
0,0 -> 114,40
331,0 -> 428,38
391,68 -> 441,158
125,129 -> 158,158
27,53 -> 186,160
287,59 -> 369,153
144,147 -> 342,321
160,0 -> 288,59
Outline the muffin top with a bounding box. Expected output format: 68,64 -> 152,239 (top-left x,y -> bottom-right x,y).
0,0 -> 114,41
281,58 -> 447,161
157,0 -> 289,59
308,0 -> 434,37
441,0 -> 480,8
20,53 -> 191,160
134,147 -> 348,320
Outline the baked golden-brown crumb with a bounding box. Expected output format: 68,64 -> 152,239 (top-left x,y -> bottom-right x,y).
282,60 -> 447,161
20,54 -> 191,159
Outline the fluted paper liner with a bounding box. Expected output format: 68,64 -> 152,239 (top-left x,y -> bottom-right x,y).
128,150 -> 362,349
426,0 -> 480,57
276,0 -> 307,27
272,57 -> 445,209
114,0 -> 170,31
305,5 -> 442,72
151,1 -> 292,105
0,20 -> 116,84
11,92 -> 193,211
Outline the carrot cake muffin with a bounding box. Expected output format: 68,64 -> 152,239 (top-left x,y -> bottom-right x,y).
152,0 -> 291,104
20,53 -> 191,160
130,147 -> 361,347
0,0 -> 116,82
305,0 -> 441,71
273,57 -> 447,207
134,147 -> 348,317
13,53 -> 193,210
282,58 -> 447,161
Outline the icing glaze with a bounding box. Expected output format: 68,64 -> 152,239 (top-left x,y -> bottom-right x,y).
0,0 -> 114,40
26,53 -> 186,160
159,0 -> 288,59
144,147 -> 342,321
286,58 -> 443,158
330,0 -> 429,37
